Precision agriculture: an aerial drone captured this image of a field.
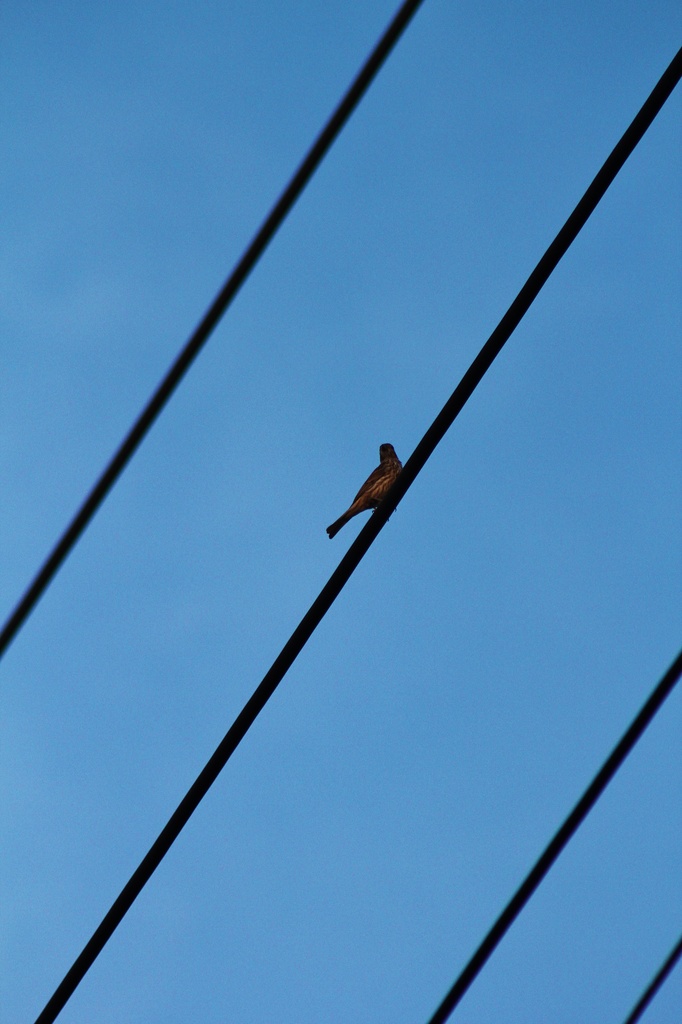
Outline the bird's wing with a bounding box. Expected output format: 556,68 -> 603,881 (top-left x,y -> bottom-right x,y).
352,464 -> 384,502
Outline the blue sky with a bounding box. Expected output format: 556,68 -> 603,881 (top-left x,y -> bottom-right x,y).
1,2 -> 681,1022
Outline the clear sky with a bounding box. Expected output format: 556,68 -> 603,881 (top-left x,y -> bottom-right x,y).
1,3 -> 681,1022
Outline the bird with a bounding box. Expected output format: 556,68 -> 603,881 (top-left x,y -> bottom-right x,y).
326,443 -> 402,539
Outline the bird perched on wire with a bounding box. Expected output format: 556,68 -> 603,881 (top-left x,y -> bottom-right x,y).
326,443 -> 402,539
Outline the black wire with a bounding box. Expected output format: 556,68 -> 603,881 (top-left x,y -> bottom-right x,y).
384,44 -> 682,528
32,47 -> 682,1024
622,933 -> 682,1024
0,0 -> 426,665
424,650 -> 682,1024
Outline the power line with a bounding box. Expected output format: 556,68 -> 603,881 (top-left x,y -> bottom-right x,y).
622,933 -> 682,1024
423,649 -> 682,1024
0,0 -> 426,665
32,47 -> 682,1024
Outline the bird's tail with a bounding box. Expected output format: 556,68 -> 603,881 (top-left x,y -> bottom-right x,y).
326,511 -> 353,539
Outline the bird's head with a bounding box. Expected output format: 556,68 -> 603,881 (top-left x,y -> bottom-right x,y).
379,443 -> 397,461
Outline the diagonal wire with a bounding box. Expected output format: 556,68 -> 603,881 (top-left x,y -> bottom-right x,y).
622,933 -> 682,1024
32,46 -> 682,1024
423,649 -> 682,1024
0,0 -> 426,665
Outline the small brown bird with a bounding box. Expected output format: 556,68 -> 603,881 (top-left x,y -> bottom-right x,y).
326,443 -> 402,538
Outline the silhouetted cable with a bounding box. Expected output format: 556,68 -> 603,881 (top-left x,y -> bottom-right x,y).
383,44 -> 682,531
423,650 -> 682,1024
622,933 -> 682,1024
32,47 -> 682,1024
0,0 -> 426,665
